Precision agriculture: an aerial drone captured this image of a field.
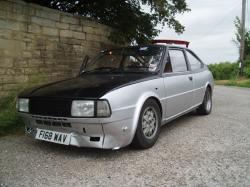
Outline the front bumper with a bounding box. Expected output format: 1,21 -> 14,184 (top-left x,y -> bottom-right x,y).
22,114 -> 134,149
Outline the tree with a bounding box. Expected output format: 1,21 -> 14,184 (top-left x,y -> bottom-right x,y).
233,16 -> 250,60
24,0 -> 189,44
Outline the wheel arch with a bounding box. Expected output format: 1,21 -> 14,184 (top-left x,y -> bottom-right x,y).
128,92 -> 163,145
207,83 -> 212,91
147,96 -> 163,117
205,82 -> 213,96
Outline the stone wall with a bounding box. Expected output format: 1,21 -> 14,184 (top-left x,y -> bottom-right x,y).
0,0 -> 118,96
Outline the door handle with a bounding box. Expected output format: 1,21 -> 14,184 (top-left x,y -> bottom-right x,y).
188,76 -> 193,81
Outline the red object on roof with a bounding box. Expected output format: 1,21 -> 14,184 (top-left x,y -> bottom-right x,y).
152,39 -> 190,48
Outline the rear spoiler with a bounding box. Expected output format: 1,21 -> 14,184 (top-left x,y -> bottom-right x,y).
152,39 -> 190,48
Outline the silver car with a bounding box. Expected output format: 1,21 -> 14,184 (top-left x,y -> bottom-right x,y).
17,40 -> 214,149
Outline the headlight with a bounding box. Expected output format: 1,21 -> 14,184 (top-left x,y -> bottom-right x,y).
18,98 -> 29,113
71,100 -> 111,117
71,100 -> 94,117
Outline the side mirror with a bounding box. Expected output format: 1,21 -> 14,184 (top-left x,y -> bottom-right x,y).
79,55 -> 89,75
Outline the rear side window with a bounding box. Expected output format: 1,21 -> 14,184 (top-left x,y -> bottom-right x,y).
186,50 -> 203,71
168,49 -> 188,72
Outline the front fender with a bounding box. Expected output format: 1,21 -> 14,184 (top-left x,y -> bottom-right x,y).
101,78 -> 164,147
129,91 -> 162,145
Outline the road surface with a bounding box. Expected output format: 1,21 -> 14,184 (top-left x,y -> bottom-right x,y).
0,86 -> 250,187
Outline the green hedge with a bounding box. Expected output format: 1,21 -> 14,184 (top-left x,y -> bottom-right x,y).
244,59 -> 250,78
208,62 -> 239,80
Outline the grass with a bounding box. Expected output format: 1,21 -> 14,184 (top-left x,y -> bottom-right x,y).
215,77 -> 250,88
0,75 -> 48,137
0,92 -> 24,137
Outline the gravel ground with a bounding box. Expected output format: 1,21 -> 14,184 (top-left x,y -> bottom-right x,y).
0,85 -> 250,187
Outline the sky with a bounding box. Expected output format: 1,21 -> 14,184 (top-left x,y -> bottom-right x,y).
156,0 -> 250,64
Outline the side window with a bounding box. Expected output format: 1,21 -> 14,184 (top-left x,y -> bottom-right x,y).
163,53 -> 173,73
168,49 -> 188,72
186,51 -> 203,71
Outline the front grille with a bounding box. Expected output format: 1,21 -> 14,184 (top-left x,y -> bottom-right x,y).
30,98 -> 72,117
35,119 -> 71,127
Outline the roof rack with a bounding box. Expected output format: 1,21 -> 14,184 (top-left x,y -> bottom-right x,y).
152,39 -> 190,48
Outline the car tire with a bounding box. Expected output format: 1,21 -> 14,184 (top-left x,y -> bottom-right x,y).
197,88 -> 212,115
132,99 -> 161,149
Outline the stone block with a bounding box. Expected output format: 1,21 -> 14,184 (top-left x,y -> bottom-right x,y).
31,16 -> 55,27
73,44 -> 84,51
0,29 -> 12,39
46,36 -> 59,42
35,9 -> 60,21
0,1 -> 12,12
22,51 -> 32,58
40,50 -> 53,58
0,10 -> 27,22
14,75 -> 28,83
14,60 -> 28,67
24,68 -> 40,75
11,30 -> 25,40
33,38 -> 46,50
82,26 -> 94,34
45,42 -> 57,50
0,58 -> 13,68
0,68 -> 5,75
55,22 -> 69,29
0,18 -> 21,31
12,2 -> 28,15
83,26 -> 105,35
84,41 -> 101,49
2,83 -> 17,91
61,15 -> 79,24
60,37 -> 82,45
86,33 -> 102,42
69,24 -> 82,32
39,67 -> 52,73
28,59 -> 44,67
28,24 -> 42,33
2,49 -> 12,57
32,50 -> 41,58
60,30 -> 85,40
60,29 -> 73,38
6,69 -> 16,75
1,76 -> 15,83
72,31 -> 85,40
0,90 -> 8,97
25,42 -> 32,50
42,27 -> 58,36
44,60 -> 55,65
81,19 -> 98,28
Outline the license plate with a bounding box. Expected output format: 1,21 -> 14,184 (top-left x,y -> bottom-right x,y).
35,129 -> 71,145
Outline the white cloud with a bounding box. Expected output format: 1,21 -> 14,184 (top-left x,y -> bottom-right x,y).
157,0 -> 246,64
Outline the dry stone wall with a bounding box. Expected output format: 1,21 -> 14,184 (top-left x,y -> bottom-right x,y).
0,0 -> 118,96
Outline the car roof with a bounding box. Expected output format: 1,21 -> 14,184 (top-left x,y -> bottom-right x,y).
102,44 -> 190,53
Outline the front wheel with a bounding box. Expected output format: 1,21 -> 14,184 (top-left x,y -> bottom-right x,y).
132,99 -> 161,149
197,88 -> 212,115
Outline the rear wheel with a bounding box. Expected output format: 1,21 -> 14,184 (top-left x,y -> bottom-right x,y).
197,88 -> 212,115
132,99 -> 161,149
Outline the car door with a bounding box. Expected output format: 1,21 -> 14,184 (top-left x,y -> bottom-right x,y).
163,47 -> 194,119
185,49 -> 207,105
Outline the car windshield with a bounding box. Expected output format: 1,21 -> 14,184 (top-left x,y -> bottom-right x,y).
84,46 -> 164,73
